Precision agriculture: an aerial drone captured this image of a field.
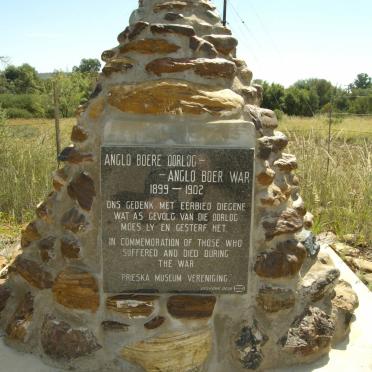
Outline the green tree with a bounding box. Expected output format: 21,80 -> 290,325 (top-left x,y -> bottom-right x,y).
350,73 -> 371,90
293,79 -> 334,109
262,82 -> 286,111
283,87 -> 319,116
51,71 -> 93,117
73,58 -> 101,74
2,64 -> 42,94
347,88 -> 372,114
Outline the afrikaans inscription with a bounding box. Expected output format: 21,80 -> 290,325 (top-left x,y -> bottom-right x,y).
101,146 -> 254,294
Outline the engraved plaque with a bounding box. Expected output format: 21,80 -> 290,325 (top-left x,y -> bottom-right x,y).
101,146 -> 254,294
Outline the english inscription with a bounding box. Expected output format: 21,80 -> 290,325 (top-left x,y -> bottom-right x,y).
101,146 -> 254,294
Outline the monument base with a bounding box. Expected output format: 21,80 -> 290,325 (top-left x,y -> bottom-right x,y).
1,247 -> 370,372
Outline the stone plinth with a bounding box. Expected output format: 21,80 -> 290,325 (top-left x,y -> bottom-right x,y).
0,1 -> 358,371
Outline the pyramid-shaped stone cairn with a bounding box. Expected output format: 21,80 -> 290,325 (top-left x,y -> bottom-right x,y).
0,1 -> 358,371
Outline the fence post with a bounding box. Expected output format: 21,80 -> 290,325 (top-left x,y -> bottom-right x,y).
53,80 -> 61,167
326,95 -> 333,177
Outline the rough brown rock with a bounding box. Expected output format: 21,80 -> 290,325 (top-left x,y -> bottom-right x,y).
52,168 -> 68,191
301,260 -> 340,302
6,293 -> 34,342
205,9 -> 220,22
101,49 -> 116,62
67,172 -> 96,211
276,175 -> 294,198
117,27 -> 130,43
292,195 -> 307,216
259,108 -> 278,129
150,23 -> 195,37
75,103 -> 88,116
21,221 -> 41,248
41,316 -> 101,360
58,146 -> 94,164
164,12 -> 184,21
193,58 -> 236,78
257,168 -> 276,186
52,268 -> 99,312
204,35 -> 238,54
234,59 -> 253,84
189,36 -> 218,58
331,280 -> 359,344
120,39 -> 180,54
121,329 -> 212,371
61,208 -> 89,233
260,185 -> 288,207
332,280 -> 359,313
128,21 -> 149,40
60,235 -> 81,259
303,212 -> 314,229
253,84 -> 264,104
153,1 -> 188,13
146,57 -> 193,75
256,287 -> 295,313
345,257 -> 372,273
280,307 -> 335,357
239,67 -> 253,84
144,316 -> 166,330
108,80 -> 244,117
146,57 -> 236,79
302,232 -> 320,257
197,0 -> 216,11
102,321 -> 129,332
106,294 -> 158,319
11,257 -> 53,289
329,242 -> 358,257
103,58 -> 135,76
167,295 -> 216,319
0,285 -> 10,312
235,321 -> 268,370
71,125 -> 88,142
240,86 -> 262,106
257,132 -> 289,159
262,208 -> 303,240
36,199 -> 53,223
255,240 -> 306,278
274,153 -> 298,172
38,236 -> 56,263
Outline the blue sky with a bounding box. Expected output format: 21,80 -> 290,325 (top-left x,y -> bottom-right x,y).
0,0 -> 371,87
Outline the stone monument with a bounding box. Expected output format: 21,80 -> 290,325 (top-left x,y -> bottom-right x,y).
0,0 -> 358,371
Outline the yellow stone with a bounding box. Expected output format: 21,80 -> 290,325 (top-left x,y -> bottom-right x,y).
120,39 -> 180,55
108,80 -> 244,117
121,328 -> 212,372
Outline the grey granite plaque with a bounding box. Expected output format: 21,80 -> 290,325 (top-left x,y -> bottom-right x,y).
101,146 -> 254,294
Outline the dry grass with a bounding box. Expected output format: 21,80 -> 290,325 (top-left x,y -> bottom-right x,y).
280,116 -> 371,246
280,115 -> 372,140
0,118 -> 74,227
